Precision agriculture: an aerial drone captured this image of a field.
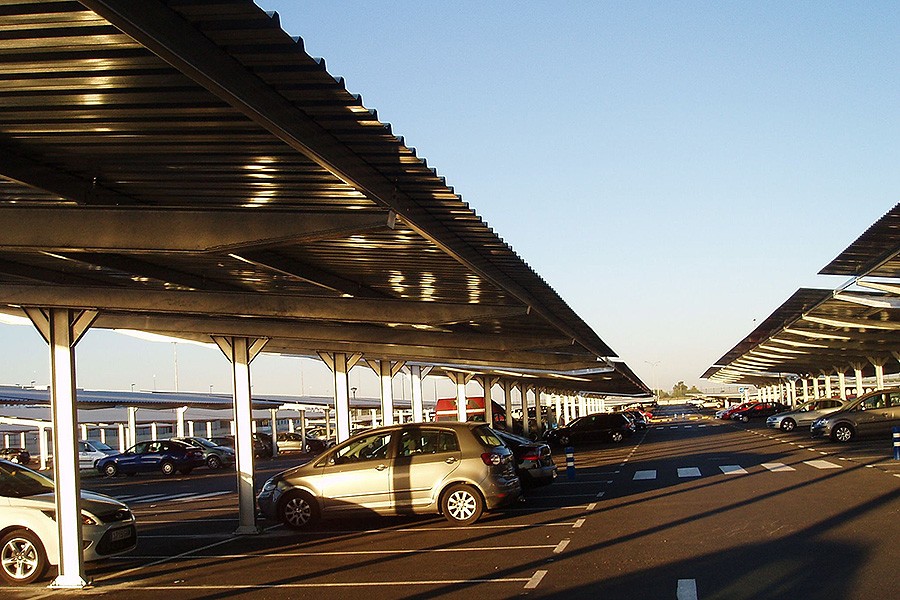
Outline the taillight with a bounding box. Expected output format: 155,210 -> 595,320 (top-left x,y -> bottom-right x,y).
522,451 -> 540,461
481,452 -> 502,466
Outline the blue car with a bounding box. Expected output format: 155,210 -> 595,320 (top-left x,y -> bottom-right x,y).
97,439 -> 205,477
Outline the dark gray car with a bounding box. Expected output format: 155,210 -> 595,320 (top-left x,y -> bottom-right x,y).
810,388 -> 900,442
258,422 -> 521,528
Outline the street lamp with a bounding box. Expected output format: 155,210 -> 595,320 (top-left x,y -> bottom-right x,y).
644,360 -> 660,400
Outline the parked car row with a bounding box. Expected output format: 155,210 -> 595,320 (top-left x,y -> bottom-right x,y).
0,448 -> 30,465
544,412 -> 636,447
729,388 -> 900,444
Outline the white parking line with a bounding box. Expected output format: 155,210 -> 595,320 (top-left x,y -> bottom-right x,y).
553,539 -> 570,554
804,459 -> 842,469
719,465 -> 747,475
573,518 -> 585,528
761,463 -> 795,472
524,570 -> 548,589
677,578 -> 699,600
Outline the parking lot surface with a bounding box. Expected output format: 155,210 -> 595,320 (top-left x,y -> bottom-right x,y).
6,404 -> 899,599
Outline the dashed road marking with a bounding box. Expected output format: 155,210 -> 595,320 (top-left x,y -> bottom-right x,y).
553,539 -> 570,554
524,570 -> 548,589
633,470 -> 657,480
804,459 -> 842,469
677,578 -> 699,600
678,467 -> 701,478
719,465 -> 747,475
761,463 -> 795,472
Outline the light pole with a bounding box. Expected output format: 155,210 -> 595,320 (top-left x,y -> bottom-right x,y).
644,360 -> 660,401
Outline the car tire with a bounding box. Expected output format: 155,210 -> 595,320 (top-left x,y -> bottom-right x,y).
441,484 -> 484,526
780,419 -> 796,432
103,462 -> 118,477
740,415 -> 749,423
160,460 -> 176,476
207,455 -> 223,470
0,529 -> 48,585
831,423 -> 855,443
610,431 -> 624,443
558,435 -> 570,446
280,491 -> 319,529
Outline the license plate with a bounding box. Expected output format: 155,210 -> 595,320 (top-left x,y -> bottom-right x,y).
110,527 -> 132,542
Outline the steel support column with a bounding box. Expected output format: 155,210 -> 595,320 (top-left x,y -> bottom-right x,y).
214,336 -> 268,535
318,352 -> 362,443
409,365 -> 432,423
503,380 -> 514,429
367,359 -> 405,427
25,307 -> 97,588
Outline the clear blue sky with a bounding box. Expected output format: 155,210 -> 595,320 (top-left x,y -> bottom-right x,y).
1,1 -> 897,398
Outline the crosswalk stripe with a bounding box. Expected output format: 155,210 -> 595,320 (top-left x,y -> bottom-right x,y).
677,467 -> 701,478
804,459 -> 842,469
761,462 -> 795,472
719,465 -> 747,475
633,470 -> 657,480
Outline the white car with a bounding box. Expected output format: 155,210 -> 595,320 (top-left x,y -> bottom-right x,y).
0,460 -> 137,585
78,440 -> 120,470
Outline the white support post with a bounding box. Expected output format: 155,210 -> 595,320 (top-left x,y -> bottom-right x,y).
39,426 -> 50,470
128,406 -> 138,447
579,395 -> 587,417
518,384 -> 528,435
563,395 -> 571,425
366,359 -> 405,427
176,406 -> 187,437
270,408 -> 278,456
299,410 -> 307,452
318,352 -> 362,443
409,365 -> 432,424
187,421 -> 195,437
836,370 -> 847,400
874,363 -> 885,390
853,365 -> 864,398
479,376 -> 498,426
25,307 -> 97,589
801,378 -> 810,403
555,395 -> 562,427
150,422 -> 158,440
503,380 -> 514,430
206,421 -> 213,439
214,336 -> 268,536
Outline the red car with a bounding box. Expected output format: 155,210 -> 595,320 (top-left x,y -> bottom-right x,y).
716,402 -> 756,420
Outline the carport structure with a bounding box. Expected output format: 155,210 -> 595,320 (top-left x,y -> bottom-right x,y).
704,202 -> 900,402
0,0 -> 647,588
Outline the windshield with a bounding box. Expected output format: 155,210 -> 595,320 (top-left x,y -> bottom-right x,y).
0,462 -> 54,498
191,438 -> 218,448
91,441 -> 115,451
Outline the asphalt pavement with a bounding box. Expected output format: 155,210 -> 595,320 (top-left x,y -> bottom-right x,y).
6,404 -> 899,599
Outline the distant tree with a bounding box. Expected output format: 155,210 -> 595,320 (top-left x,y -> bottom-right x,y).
672,381 -> 689,398
687,385 -> 702,395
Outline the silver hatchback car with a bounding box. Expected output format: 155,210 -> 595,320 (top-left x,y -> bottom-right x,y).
810,388 -> 900,443
766,399 -> 849,432
257,422 -> 522,528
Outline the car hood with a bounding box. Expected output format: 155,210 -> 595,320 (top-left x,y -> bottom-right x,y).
10,489 -> 129,513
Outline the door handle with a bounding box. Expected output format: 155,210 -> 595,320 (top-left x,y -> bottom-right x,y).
445,457 -> 457,464
375,463 -> 387,471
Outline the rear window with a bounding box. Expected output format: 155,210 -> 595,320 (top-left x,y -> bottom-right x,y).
473,425 -> 503,448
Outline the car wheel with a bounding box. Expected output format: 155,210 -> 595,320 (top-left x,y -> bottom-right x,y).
160,460 -> 176,476
280,491 -> 319,529
558,435 -> 570,446
103,462 -> 118,477
207,455 -> 222,469
441,484 -> 484,526
780,418 -> 796,432
610,431 -> 624,443
740,415 -> 749,423
832,423 -> 855,443
0,529 -> 48,585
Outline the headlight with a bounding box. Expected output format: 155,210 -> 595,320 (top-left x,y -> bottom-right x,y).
261,477 -> 279,492
81,513 -> 98,526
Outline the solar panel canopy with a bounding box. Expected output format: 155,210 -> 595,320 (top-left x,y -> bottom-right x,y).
0,0 -> 648,397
